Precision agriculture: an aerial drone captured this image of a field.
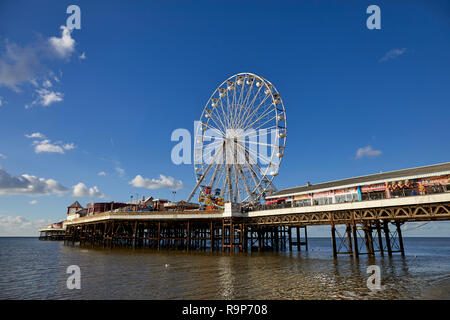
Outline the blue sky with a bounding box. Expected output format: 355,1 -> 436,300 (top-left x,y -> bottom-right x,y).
0,0 -> 449,236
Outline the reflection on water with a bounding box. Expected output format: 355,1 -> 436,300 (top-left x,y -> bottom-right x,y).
0,238 -> 449,299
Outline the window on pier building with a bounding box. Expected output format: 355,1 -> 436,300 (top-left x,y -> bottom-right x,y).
361,190 -> 386,201
335,193 -> 359,203
294,199 -> 311,207
313,197 -> 333,205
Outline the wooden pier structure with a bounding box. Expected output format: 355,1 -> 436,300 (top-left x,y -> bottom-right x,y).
62,192 -> 450,257
39,227 -> 66,241
63,209 -> 309,253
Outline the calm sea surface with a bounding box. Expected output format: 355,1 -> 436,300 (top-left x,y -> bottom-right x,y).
0,237 -> 449,300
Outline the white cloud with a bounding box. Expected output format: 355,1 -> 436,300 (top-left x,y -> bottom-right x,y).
25,132 -> 45,139
29,78 -> 39,87
79,52 -> 86,60
0,168 -> 68,195
33,88 -> 63,107
379,48 -> 407,62
63,143 -> 75,150
115,167 -> 125,177
355,145 -> 382,159
0,26 -> 79,108
0,41 -> 42,91
0,31 -> 71,92
30,200 -> 38,205
0,153 -> 6,159
33,139 -> 65,154
98,171 -> 106,176
72,182 -> 107,198
0,96 -> 3,106
30,137 -> 75,154
0,215 -> 55,236
43,79 -> 52,88
49,26 -> 76,59
129,174 -> 184,191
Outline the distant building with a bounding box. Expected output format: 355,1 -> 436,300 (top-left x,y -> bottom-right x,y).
152,199 -> 169,211
141,196 -> 154,208
164,201 -> 200,211
139,197 -> 168,211
86,202 -> 128,215
47,221 -> 64,229
67,201 -> 85,221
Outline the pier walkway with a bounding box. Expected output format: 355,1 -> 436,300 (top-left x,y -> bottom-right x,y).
63,192 -> 450,257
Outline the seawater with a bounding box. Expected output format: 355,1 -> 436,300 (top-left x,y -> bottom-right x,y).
0,237 -> 449,299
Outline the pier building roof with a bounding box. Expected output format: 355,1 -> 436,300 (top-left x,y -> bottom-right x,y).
68,201 -> 82,208
267,162 -> 450,199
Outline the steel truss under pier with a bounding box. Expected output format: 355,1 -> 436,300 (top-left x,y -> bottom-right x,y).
330,220 -> 405,258
247,200 -> 450,257
62,199 -> 450,257
64,218 -> 308,253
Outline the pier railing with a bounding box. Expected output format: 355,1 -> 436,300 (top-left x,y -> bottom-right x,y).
68,209 -> 224,224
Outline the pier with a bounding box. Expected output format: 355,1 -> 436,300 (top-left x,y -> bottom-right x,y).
62,192 -> 450,256
39,227 -> 65,241
63,207 -> 310,252
46,162 -> 450,257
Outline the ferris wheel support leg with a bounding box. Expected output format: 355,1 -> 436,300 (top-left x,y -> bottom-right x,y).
237,164 -> 254,202
187,160 -> 215,203
227,164 -> 233,203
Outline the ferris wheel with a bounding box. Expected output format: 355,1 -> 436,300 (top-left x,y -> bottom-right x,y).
187,72 -> 287,205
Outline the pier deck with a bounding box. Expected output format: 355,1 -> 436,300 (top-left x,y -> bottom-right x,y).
62,192 -> 450,257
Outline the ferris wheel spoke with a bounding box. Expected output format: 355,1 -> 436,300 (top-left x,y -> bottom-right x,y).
211,112 -> 228,135
238,83 -> 264,127
235,143 -> 265,182
237,79 -> 253,118
237,164 -> 254,202
242,78 -> 256,108
232,81 -> 241,129
207,114 -> 227,136
220,167 -> 228,198
226,165 -> 233,201
244,147 -> 272,180
216,95 -> 230,129
241,94 -> 274,126
232,81 -> 247,129
201,135 -> 225,140
245,162 -> 264,194
245,140 -> 278,148
245,114 -> 277,133
226,85 -> 234,128
208,163 -> 222,191
236,141 -> 273,167
201,123 -> 225,138
239,94 -> 272,129
243,126 -> 279,140
234,167 -> 239,202
242,105 -> 276,131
